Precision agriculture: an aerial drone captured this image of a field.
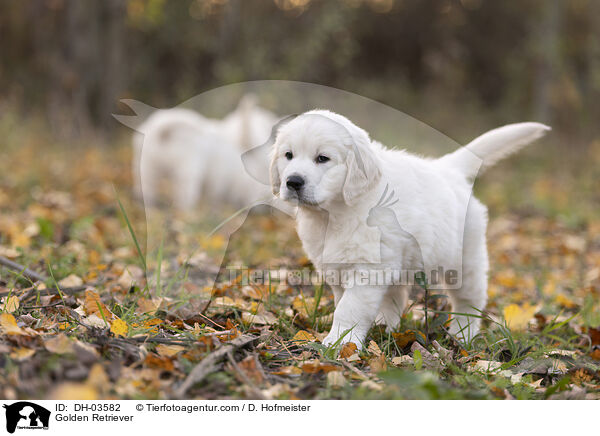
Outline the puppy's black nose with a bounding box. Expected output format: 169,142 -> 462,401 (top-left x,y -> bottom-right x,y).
286,175 -> 305,191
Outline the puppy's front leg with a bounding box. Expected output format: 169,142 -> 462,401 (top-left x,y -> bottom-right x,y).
322,285 -> 387,349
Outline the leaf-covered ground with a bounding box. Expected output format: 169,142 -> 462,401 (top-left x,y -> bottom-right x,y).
1,123 -> 599,400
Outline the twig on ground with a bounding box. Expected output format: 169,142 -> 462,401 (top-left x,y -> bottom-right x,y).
175,334 -> 261,398
196,312 -> 225,329
14,285 -> 89,301
0,256 -> 47,284
341,360 -> 369,380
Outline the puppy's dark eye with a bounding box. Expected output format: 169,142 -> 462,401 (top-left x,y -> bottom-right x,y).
285,152 -> 293,160
316,155 -> 330,164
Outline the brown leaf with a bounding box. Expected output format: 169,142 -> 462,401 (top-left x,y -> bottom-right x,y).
339,342 -> 357,359
369,354 -> 387,373
84,290 -> 113,320
237,355 -> 264,384
392,330 -> 417,348
136,297 -> 161,314
144,353 -> 175,371
587,327 -> 600,346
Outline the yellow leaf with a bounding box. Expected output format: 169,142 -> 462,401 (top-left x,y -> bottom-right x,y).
0,313 -> 23,335
292,330 -> 316,343
555,294 -> 578,309
110,319 -> 128,337
44,333 -> 74,354
87,364 -> 109,389
200,234 -> 225,250
49,383 -> 98,400
10,347 -> 35,361
503,303 -> 538,331
2,295 -> 19,313
272,365 -> 302,376
495,270 -> 518,287
155,344 -> 185,358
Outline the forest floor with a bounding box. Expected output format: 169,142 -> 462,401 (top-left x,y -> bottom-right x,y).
1,122 -> 599,400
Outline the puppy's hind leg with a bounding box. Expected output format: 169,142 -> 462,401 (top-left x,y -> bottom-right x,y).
173,165 -> 204,211
375,286 -> 408,333
447,203 -> 489,343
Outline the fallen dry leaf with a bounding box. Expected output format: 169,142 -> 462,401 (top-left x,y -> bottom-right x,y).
391,355 -> 413,366
59,274 -> 83,288
9,347 -> 35,361
49,383 -> 98,400
144,353 -> 175,371
236,355 -> 264,384
110,318 -> 128,337
327,371 -> 346,388
155,344 -> 185,358
44,333 -> 74,354
87,364 -> 110,390
503,303 -> 538,331
81,314 -> 108,328
84,290 -> 114,320
369,354 -> 387,373
0,313 -> 23,335
2,295 -> 19,313
272,366 -> 302,376
136,297 -> 161,314
367,340 -> 382,356
339,342 -> 358,359
292,330 -> 316,343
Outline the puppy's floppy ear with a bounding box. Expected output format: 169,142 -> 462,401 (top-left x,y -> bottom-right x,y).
269,146 -> 281,196
342,130 -> 381,205
241,114 -> 298,193
269,115 -> 298,195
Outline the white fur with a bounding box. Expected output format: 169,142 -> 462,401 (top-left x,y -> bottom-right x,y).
271,110 -> 550,347
133,98 -> 276,210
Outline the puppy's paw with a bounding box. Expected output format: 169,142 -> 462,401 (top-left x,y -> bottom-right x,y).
322,331 -> 365,350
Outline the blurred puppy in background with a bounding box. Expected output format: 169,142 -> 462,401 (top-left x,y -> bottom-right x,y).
130,95 -> 277,210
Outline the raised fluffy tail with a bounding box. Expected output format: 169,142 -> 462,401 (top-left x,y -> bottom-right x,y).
438,122 -> 551,177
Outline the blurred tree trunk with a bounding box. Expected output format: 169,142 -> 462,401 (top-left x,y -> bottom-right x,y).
99,0 -> 127,131
533,0 -> 562,123
584,1 -> 600,133
36,0 -> 125,139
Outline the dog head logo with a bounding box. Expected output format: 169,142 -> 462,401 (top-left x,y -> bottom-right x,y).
3,402 -> 50,433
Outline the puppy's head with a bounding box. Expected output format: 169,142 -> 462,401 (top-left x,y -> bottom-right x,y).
270,110 -> 381,207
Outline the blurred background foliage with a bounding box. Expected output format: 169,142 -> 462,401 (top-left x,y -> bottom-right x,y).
1,0 -> 599,144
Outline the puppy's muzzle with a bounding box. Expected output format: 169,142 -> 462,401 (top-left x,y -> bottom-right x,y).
286,175 -> 305,191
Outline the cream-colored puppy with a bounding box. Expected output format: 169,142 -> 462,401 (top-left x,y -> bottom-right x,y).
270,110 -> 549,347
